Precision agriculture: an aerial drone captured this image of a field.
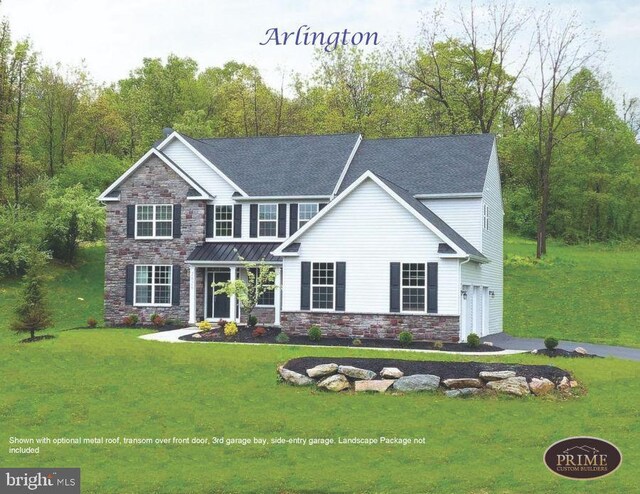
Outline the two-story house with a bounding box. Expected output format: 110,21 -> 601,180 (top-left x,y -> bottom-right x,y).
98,130 -> 503,342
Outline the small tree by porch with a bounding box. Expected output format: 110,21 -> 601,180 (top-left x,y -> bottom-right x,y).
213,257 -> 277,326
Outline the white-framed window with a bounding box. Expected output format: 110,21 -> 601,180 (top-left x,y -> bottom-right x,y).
258,204 -> 278,237
134,265 -> 172,306
402,263 -> 425,312
312,262 -> 334,310
136,204 -> 173,239
298,203 -> 319,229
250,267 -> 275,306
215,205 -> 233,237
483,203 -> 489,230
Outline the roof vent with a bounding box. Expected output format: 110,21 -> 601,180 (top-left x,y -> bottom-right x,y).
162,127 -> 174,137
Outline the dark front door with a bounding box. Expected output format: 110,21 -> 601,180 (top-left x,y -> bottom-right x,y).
210,270 -> 230,319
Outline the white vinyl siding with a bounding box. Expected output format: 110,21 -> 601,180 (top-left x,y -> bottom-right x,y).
135,204 -> 173,239
421,197 -> 482,251
134,265 -> 172,306
282,178 -> 459,314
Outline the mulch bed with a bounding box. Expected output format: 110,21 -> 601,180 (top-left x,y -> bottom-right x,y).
180,326 -> 503,352
535,348 -> 602,358
283,356 -> 571,383
19,335 -> 56,343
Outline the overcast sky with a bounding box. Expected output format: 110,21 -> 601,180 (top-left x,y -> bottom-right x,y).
2,0 -> 639,102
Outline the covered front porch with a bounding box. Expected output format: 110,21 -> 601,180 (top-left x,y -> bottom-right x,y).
185,242 -> 283,326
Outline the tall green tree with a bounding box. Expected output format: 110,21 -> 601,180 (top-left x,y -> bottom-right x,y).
11,257 -> 53,341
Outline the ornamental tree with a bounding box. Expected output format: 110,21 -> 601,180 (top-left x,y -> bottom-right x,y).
11,259 -> 53,341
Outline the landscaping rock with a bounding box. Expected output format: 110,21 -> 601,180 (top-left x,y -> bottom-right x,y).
529,377 -> 555,396
486,376 -> 530,396
557,376 -> 571,393
445,387 -> 482,398
530,349 -> 538,354
192,333 -> 202,339
380,367 -> 404,379
278,366 -> 315,386
392,374 -> 440,392
443,378 -> 484,389
570,380 -> 578,388
484,341 -> 493,346
354,380 -> 395,393
479,370 -> 516,381
574,347 -> 588,355
338,365 -> 376,380
306,363 -> 339,378
317,374 -> 351,392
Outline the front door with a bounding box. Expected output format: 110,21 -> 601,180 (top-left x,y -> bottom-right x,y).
206,270 -> 231,319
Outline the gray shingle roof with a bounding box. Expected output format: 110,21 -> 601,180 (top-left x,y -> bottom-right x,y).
373,173 -> 487,261
182,134 -> 361,196
340,134 -> 495,195
187,242 -> 282,263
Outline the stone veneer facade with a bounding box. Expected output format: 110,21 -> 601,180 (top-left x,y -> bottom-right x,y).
104,156 -> 206,325
280,312 -> 460,342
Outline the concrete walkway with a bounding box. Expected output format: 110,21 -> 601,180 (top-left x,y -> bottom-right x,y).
139,328 -> 525,356
481,333 -> 640,361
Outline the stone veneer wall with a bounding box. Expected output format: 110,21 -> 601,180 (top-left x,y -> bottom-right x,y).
281,312 -> 460,342
240,307 -> 276,325
104,156 -> 206,325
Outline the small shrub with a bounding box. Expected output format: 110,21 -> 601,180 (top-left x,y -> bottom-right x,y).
466,333 -> 480,348
398,331 -> 413,346
196,320 -> 213,331
275,332 -> 290,344
247,314 -> 258,327
544,337 -> 559,350
352,338 -> 362,346
224,321 -> 238,338
151,314 -> 165,328
217,319 -> 227,328
307,325 -> 322,341
122,314 -> 138,326
433,340 -> 444,350
87,317 -> 98,328
252,326 -> 267,338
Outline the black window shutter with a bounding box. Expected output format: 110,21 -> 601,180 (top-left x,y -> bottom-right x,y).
126,205 -> 135,238
278,203 -> 287,237
233,204 -> 242,238
319,202 -> 328,210
249,204 -> 258,238
205,204 -> 214,238
390,262 -> 400,313
125,264 -> 134,305
173,204 -> 181,238
427,262 -> 438,313
289,203 -> 298,235
300,262 -> 311,310
172,265 -> 181,306
336,262 -> 346,311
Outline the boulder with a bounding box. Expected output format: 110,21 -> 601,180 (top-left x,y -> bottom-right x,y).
530,349 -> 538,354
557,376 -> 571,393
317,374 -> 351,392
277,366 -> 315,386
529,377 -> 555,396
479,370 -> 516,381
570,380 -> 579,388
380,367 -> 404,379
486,376 -> 530,396
338,365 -> 376,380
445,387 -> 482,398
392,374 -> 440,392
443,378 -> 484,389
306,363 -> 338,378
354,380 -> 395,393
192,333 -> 202,339
574,347 -> 588,355
484,341 -> 493,346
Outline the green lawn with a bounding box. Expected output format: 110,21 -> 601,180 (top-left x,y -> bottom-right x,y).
1,241 -> 639,493
504,237 -> 640,347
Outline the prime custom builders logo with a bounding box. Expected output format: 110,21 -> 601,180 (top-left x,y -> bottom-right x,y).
1,468 -> 80,493
544,437 -> 622,480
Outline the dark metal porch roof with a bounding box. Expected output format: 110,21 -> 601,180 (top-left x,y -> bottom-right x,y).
187,242 -> 283,263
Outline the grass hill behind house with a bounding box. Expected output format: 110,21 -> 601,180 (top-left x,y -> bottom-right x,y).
0,238 -> 638,347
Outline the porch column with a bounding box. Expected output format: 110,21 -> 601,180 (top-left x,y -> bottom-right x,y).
230,267 -> 237,322
274,266 -> 282,326
188,265 -> 196,324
